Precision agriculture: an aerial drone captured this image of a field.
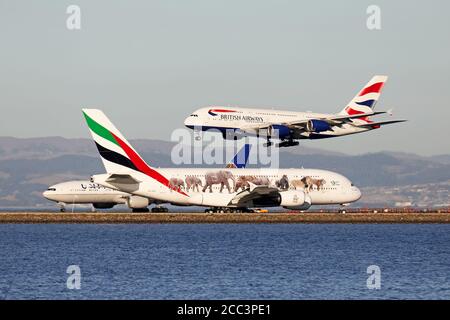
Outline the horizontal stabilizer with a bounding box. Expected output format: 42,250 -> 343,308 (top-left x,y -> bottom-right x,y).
357,119 -> 407,129
328,111 -> 386,122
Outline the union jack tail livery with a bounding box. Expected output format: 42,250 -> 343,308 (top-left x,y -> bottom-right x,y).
340,75 -> 388,116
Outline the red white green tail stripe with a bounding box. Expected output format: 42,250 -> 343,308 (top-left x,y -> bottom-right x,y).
82,109 -> 188,196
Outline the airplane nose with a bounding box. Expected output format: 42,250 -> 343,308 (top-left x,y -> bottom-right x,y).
43,190 -> 56,201
184,117 -> 194,128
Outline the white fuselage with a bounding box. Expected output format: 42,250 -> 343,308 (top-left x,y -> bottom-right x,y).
184,106 -> 370,139
43,181 -> 128,206
92,167 -> 361,209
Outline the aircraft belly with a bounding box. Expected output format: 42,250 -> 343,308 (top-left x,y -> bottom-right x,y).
188,192 -> 234,207
56,194 -> 124,204
308,191 -> 335,204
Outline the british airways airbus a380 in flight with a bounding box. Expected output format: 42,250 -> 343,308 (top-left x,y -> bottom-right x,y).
184,76 -> 406,147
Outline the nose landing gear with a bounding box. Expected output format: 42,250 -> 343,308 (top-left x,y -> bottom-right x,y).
58,202 -> 66,212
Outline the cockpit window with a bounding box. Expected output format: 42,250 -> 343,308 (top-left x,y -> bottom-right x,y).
190,114 -> 198,117
47,188 -> 56,191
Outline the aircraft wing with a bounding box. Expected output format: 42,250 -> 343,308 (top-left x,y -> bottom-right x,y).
105,174 -> 141,184
229,183 -> 279,206
239,111 -> 388,133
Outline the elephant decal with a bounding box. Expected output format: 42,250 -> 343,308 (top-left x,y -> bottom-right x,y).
202,170 -> 236,193
185,176 -> 203,192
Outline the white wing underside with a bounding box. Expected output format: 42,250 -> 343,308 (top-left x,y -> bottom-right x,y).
229,183 -> 279,206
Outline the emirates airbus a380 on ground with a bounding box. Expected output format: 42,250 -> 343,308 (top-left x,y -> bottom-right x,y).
82,109 -> 361,213
184,75 -> 406,147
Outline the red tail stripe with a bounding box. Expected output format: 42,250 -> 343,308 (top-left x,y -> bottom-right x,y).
358,82 -> 384,96
345,107 -> 373,123
111,132 -> 188,197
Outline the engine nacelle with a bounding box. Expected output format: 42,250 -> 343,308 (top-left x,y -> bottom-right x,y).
93,203 -> 116,209
127,195 -> 150,209
283,193 -> 312,211
277,190 -> 307,207
306,119 -> 331,133
269,124 -> 291,139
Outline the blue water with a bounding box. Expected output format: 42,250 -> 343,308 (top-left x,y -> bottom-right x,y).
0,224 -> 449,299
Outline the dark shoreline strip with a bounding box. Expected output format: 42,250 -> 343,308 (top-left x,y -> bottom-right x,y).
0,213 -> 449,224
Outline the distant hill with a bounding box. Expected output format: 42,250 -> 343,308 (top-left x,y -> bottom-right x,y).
0,137 -> 449,207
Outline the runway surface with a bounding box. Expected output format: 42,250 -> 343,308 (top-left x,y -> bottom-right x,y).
0,212 -> 449,223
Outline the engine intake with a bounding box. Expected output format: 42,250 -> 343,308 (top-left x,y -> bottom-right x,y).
306,119 -> 331,133
277,190 -> 306,207
278,191 -> 312,210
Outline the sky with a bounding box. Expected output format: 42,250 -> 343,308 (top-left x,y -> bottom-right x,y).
0,0 -> 449,155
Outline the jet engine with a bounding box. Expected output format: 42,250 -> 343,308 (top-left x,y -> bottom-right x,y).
284,195 -> 312,211
306,119 -> 331,133
127,195 -> 151,209
268,124 -> 291,139
277,190 -> 312,210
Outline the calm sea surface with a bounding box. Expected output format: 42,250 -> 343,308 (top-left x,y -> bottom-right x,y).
0,224 -> 449,299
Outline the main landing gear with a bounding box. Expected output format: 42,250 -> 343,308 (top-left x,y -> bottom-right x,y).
151,206 -> 169,213
263,137 -> 299,148
278,140 -> 300,148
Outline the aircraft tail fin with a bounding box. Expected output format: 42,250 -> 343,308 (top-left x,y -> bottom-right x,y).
339,75 -> 388,116
82,109 -> 179,194
226,144 -> 252,168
